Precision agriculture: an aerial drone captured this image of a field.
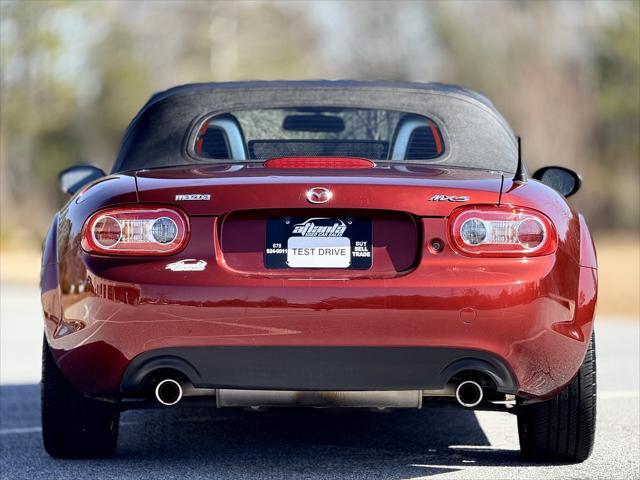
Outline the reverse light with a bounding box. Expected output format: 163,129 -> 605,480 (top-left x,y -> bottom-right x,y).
81,207 -> 188,255
449,205 -> 557,256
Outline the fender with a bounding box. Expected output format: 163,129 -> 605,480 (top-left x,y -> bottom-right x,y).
41,214 -> 62,341
579,214 -> 597,269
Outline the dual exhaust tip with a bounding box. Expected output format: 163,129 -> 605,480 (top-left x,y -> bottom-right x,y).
155,378 -> 183,406
455,380 -> 484,408
154,378 -> 484,409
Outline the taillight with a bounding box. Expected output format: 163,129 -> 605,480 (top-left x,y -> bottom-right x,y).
449,205 -> 557,256
81,207 -> 189,255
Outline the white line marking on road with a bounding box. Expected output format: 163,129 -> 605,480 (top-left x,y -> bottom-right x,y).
599,390 -> 640,399
410,464 -> 476,469
0,426 -> 41,435
448,445 -> 518,451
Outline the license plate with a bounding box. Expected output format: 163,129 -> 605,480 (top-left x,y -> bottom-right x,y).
265,217 -> 372,269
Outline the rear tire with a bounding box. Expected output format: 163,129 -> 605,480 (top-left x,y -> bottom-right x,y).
41,336 -> 120,458
517,333 -> 596,463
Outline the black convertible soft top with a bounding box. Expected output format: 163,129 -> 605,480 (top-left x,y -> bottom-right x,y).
112,80 -> 517,173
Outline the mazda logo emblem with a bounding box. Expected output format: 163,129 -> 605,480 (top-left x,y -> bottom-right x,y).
306,187 -> 333,204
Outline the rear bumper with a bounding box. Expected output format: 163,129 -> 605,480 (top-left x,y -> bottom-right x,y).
43,253 -> 597,400
120,346 -> 518,393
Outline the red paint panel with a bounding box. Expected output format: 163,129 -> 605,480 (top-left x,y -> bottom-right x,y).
42,162 -> 596,401
135,163 -> 503,217
578,214 -> 597,268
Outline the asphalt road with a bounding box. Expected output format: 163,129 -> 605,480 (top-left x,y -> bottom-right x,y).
1,284 -> 639,480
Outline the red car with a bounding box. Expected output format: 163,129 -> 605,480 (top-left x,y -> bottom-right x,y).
41,81 -> 597,461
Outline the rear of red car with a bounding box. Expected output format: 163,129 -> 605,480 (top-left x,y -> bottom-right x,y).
40,81 -> 597,461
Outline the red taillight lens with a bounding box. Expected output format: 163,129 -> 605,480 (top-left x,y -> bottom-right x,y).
449,205 -> 557,256
82,207 -> 189,255
516,217 -> 546,249
93,215 -> 122,247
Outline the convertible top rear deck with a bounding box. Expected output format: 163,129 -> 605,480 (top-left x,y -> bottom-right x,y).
113,80 -> 518,174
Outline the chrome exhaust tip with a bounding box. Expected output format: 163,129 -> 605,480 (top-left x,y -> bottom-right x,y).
455,380 -> 483,408
155,379 -> 183,406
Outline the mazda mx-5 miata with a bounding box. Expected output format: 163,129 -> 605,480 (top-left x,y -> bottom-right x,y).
41,81 -> 597,461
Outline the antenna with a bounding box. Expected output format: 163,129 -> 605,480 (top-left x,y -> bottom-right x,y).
513,136 -> 527,184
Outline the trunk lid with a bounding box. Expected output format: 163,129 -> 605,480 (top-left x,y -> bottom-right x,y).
135,162 -> 503,216
135,162 -> 503,278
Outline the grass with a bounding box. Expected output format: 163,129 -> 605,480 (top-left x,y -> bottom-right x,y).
1,235 -> 638,318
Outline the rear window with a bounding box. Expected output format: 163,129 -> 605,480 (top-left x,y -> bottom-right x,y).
192,107 -> 444,162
